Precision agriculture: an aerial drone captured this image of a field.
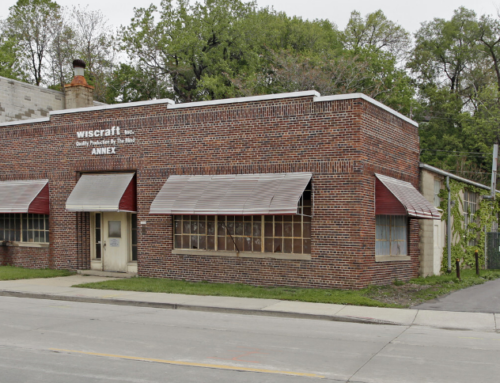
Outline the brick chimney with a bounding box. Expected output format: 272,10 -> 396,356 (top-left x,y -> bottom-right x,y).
64,59 -> 94,109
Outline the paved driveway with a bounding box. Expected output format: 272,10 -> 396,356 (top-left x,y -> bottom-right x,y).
413,278 -> 500,313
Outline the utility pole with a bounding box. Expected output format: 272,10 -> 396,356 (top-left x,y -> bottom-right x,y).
483,144 -> 498,270
490,144 -> 498,199
447,175 -> 452,273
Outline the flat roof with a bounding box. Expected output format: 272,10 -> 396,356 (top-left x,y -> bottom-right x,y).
0,90 -> 417,128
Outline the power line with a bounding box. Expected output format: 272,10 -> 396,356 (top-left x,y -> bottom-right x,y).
422,149 -> 487,155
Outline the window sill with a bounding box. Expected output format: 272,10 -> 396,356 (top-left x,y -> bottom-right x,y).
172,249 -> 311,261
375,255 -> 411,262
2,242 -> 49,248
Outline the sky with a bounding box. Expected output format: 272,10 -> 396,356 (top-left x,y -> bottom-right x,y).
1,0 -> 500,33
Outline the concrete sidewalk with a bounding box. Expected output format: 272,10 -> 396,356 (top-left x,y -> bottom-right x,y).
0,275 -> 498,332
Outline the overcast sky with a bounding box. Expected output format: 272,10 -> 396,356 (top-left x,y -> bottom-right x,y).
1,0 -> 500,33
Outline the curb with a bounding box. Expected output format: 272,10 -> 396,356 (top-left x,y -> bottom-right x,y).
0,290 -> 399,326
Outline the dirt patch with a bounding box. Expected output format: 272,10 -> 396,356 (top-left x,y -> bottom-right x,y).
364,283 -> 437,307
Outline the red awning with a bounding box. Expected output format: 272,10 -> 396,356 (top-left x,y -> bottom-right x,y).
150,173 -> 312,215
66,173 -> 136,212
375,174 -> 441,220
0,179 -> 49,214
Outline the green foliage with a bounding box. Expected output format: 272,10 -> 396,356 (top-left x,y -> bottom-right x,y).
438,179 -> 500,271
4,0 -> 63,85
342,9 -> 411,60
410,7 -> 500,181
105,63 -> 174,103
118,2 -> 414,109
121,0 -> 262,102
0,36 -> 25,80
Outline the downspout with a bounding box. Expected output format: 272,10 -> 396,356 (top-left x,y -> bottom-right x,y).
446,176 -> 452,273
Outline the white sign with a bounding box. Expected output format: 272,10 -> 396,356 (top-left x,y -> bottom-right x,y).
109,238 -> 120,247
74,126 -> 136,155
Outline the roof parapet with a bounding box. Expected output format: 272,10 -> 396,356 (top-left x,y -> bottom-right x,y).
0,90 -> 417,127
314,93 -> 418,127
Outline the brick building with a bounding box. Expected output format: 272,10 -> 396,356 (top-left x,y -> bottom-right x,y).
0,71 -> 440,289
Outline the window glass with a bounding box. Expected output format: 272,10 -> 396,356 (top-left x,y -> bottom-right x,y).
173,185 -> 312,254
0,214 -> 49,243
95,213 -> 101,259
131,214 -> 137,261
376,215 -> 407,256
108,221 -> 121,238
173,213 -> 312,254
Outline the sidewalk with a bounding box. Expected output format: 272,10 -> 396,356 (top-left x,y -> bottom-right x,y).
0,275 -> 498,332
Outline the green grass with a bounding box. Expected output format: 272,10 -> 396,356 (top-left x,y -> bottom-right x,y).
0,266 -> 74,280
74,268 -> 500,308
76,277 -> 399,307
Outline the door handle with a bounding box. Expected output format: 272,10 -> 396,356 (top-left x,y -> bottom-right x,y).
103,241 -> 106,250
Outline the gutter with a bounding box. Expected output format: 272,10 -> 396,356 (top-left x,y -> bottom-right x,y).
419,163 -> 500,193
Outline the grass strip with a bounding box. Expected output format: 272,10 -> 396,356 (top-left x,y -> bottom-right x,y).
74,269 -> 500,308
76,277 -> 397,307
0,266 -> 74,280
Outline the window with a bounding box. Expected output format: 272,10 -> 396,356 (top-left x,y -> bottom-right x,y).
434,179 -> 441,208
94,213 -> 102,259
131,214 -> 137,261
376,215 -> 407,256
0,214 -> 49,243
173,187 -> 312,255
464,190 -> 479,246
108,221 -> 121,238
174,215 -> 311,254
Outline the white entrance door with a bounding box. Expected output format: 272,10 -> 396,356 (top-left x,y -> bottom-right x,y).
102,212 -> 129,272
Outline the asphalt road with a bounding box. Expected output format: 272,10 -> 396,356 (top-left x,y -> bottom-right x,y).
414,277 -> 500,313
1,296 -> 499,383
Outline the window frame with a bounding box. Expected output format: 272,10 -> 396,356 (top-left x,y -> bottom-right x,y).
0,213 -> 50,246
173,214 -> 311,255
172,186 -> 312,260
375,214 -> 410,262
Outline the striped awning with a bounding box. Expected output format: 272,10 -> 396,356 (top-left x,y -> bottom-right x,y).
0,179 -> 49,214
150,172 -> 312,215
375,174 -> 441,219
66,173 -> 136,212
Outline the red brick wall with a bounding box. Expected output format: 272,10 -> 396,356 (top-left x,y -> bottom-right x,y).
0,95 -> 420,288
0,246 -> 50,269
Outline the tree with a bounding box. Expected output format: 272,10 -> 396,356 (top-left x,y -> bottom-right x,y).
0,33 -> 25,80
106,63 -> 173,103
3,0 -> 63,86
231,48 -> 414,115
69,6 -> 117,101
121,0 -> 261,102
478,14 -> 500,92
409,8 -> 481,98
342,10 -> 411,61
48,13 -> 76,91
410,8 -> 500,181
